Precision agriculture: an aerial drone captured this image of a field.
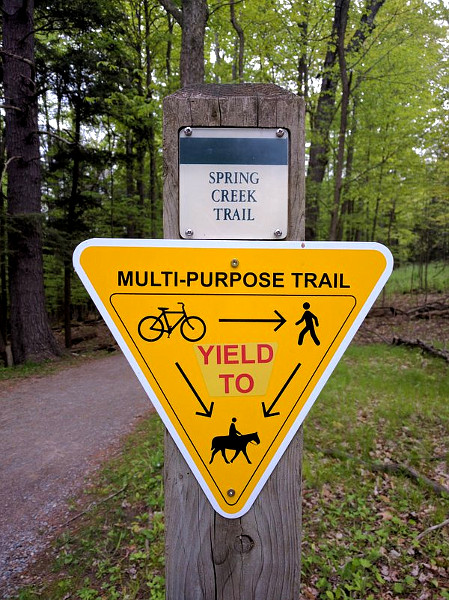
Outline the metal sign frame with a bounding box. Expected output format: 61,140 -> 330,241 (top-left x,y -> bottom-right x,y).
179,128 -> 289,240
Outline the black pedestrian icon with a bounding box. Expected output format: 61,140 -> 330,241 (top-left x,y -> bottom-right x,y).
295,302 -> 320,346
210,418 -> 260,464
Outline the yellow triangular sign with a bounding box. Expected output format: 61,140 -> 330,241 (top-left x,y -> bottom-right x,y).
73,240 -> 392,518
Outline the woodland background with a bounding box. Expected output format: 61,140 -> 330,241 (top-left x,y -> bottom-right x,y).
0,0 -> 448,365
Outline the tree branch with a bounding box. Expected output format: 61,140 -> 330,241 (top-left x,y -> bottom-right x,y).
60,484 -> 128,527
346,0 -> 386,55
37,130 -> 75,146
313,446 -> 449,497
209,0 -> 243,17
158,0 -> 182,25
0,104 -> 23,112
0,49 -> 34,68
392,337 -> 449,363
416,517 -> 449,541
0,156 -> 20,188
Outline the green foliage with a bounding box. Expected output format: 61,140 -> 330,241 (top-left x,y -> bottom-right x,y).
2,0 -> 448,342
302,344 -> 449,598
0,360 -> 60,382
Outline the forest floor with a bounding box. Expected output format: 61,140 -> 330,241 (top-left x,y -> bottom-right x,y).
355,292 -> 449,350
0,292 -> 447,598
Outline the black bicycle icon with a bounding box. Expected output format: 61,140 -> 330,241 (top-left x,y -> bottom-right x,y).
138,302 -> 206,343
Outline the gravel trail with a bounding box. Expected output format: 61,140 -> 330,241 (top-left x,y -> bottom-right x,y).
0,353 -> 152,596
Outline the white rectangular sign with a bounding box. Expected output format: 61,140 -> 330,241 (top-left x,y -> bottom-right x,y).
179,128 -> 289,240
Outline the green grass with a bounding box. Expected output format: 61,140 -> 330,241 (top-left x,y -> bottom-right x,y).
15,344 -> 449,599
385,261 -> 449,296
302,344 -> 449,599
0,350 -> 114,383
0,360 -> 61,382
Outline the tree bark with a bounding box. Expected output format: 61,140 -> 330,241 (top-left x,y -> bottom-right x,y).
144,0 -> 158,238
297,0 -> 310,99
230,0 -> 244,83
159,0 -> 208,87
3,0 -> 60,364
0,128 -> 8,347
339,95 -> 357,240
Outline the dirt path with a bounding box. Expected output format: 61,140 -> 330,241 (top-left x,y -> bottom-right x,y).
0,353 -> 152,596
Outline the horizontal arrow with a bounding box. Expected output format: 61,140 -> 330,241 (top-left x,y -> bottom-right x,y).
219,310 -> 286,332
175,362 -> 214,418
262,362 -> 302,418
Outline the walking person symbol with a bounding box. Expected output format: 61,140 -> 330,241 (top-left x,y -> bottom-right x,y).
295,302 -> 320,346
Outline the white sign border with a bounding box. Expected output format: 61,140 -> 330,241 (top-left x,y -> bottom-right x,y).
73,239 -> 393,519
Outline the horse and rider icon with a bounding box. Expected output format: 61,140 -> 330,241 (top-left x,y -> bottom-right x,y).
210,418 -> 260,464
295,302 -> 320,346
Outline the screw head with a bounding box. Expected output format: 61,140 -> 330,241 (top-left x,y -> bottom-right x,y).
227,488 -> 236,497
274,229 -> 283,237
185,228 -> 194,237
276,128 -> 285,138
184,127 -> 192,136
231,259 -> 239,268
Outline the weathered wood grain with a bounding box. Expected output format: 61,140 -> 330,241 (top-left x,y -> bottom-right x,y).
163,84 -> 305,600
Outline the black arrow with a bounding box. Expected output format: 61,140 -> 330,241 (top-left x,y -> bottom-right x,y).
175,362 -> 214,418
219,310 -> 286,332
262,362 -> 302,418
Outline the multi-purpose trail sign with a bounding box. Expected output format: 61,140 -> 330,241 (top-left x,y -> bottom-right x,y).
73,239 -> 393,518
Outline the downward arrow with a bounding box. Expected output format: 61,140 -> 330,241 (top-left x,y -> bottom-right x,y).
219,310 -> 286,332
262,363 -> 302,418
175,362 -> 214,418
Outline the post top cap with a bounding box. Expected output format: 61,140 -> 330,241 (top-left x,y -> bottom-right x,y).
167,83 -> 298,100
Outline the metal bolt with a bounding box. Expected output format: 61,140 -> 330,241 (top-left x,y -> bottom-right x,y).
227,488 -> 236,497
184,127 -> 192,136
231,259 -> 239,268
274,229 -> 283,237
185,228 -> 194,237
276,128 -> 285,138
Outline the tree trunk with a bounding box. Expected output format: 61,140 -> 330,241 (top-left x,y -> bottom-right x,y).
230,0 -> 244,83
0,127 -> 8,346
159,0 -> 208,87
339,95 -> 357,240
329,0 -> 351,241
0,142 -> 7,366
3,0 -> 60,364
306,2 -> 340,240
306,0 -> 386,240
64,97 -> 82,349
297,0 -> 310,99
144,0 -> 158,238
180,0 -> 208,86
166,14 -> 173,80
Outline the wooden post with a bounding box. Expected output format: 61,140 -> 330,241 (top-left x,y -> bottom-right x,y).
163,84 -> 305,600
